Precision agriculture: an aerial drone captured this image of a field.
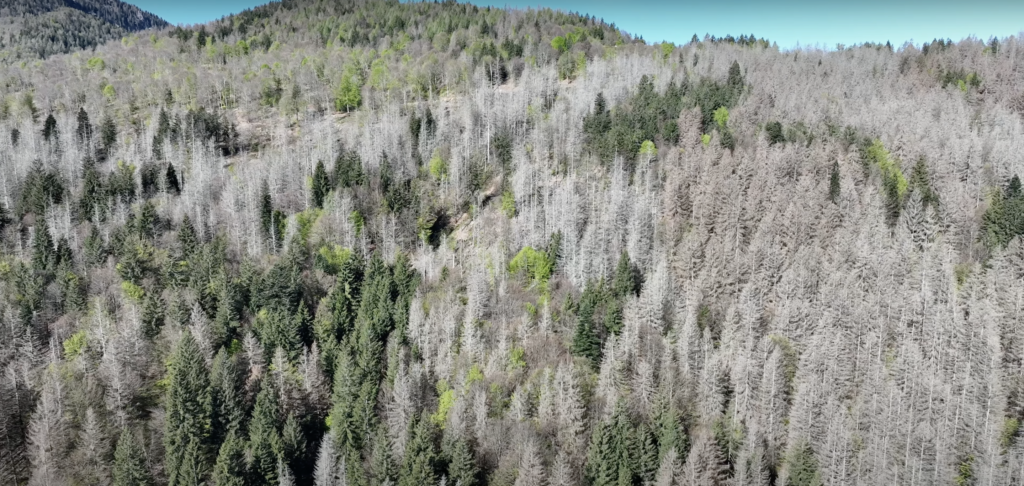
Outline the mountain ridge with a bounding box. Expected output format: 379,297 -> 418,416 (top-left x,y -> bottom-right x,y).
0,0 -> 167,59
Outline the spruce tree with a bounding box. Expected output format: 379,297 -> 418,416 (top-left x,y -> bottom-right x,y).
76,107 -> 92,144
31,222 -> 55,271
447,438 -> 480,486
212,429 -> 247,486
312,159 -> 331,208
829,161 -> 841,204
637,423 -> 660,484
399,413 -> 440,486
210,348 -> 245,444
166,163 -> 181,195
178,215 -> 199,257
113,428 -> 153,486
165,332 -> 212,486
249,380 -> 283,485
571,294 -> 602,367
42,113 -> 58,143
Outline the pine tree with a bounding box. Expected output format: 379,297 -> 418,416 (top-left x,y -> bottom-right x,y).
369,426 -> 397,486
612,251 -> 641,298
165,332 -> 212,486
212,429 -> 247,486
312,160 -> 331,208
249,380 -> 283,485
113,428 -> 153,486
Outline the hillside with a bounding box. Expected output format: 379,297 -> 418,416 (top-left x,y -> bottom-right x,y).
0,1 -> 1023,485
0,0 -> 167,59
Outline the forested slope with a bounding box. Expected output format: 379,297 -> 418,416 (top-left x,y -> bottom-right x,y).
0,0 -> 167,59
0,1 -> 1023,485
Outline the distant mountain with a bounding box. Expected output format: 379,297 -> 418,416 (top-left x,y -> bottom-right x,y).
0,0 -> 167,59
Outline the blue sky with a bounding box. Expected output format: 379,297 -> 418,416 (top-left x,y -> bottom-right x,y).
126,0 -> 1024,49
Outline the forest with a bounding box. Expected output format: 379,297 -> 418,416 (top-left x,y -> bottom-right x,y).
0,0 -> 1024,485
0,0 -> 167,59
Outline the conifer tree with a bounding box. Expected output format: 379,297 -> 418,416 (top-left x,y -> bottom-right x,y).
42,113 -> 58,143
178,215 -> 199,257
398,413 -> 440,486
829,161 -> 841,204
165,332 -> 212,486
210,348 -> 245,444
113,428 -> 153,486
447,438 -> 480,486
76,107 -> 92,144
312,160 -> 331,208
212,429 -> 247,486
249,380 -> 283,485
166,163 -> 181,195
637,423 -> 660,484
31,222 -> 55,271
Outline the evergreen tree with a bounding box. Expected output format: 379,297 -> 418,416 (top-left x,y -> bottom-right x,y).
178,215 -> 199,257
398,413 -> 440,486
280,413 -> 308,480
636,423 -> 659,484
113,428 -> 153,486
31,222 -> 55,271
42,113 -> 58,143
212,429 -> 247,486
249,380 -> 283,485
165,332 -> 213,486
447,438 -> 480,486
166,163 -> 181,195
76,107 -> 92,144
369,425 -> 397,486
330,350 -> 363,454
786,441 -> 822,486
210,348 -> 246,443
829,161 -> 841,204
312,159 -> 331,208
612,251 -> 641,298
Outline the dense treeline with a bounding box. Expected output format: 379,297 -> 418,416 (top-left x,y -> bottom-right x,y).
1,1 -> 1024,485
0,0 -> 167,59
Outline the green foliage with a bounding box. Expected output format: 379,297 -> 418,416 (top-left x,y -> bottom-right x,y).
639,139 -> 657,160
18,162 -> 66,218
766,121 -> 785,145
509,246 -> 555,286
508,346 -> 526,369
447,439 -> 480,486
335,64 -> 363,112
701,133 -> 711,146
431,381 -> 455,426
428,152 -> 448,180
249,380 -> 284,485
713,106 -> 730,128
862,140 -> 907,224
312,159 -> 331,208
955,454 -> 975,486
1002,417 -> 1020,450
113,429 -> 153,486
399,413 -> 441,486
582,76 -> 685,165
212,429 -> 247,486
333,149 -> 365,188
63,330 -> 88,359
787,441 -> 822,486
982,175 -> 1024,249
165,332 -> 212,486
500,189 -> 516,218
